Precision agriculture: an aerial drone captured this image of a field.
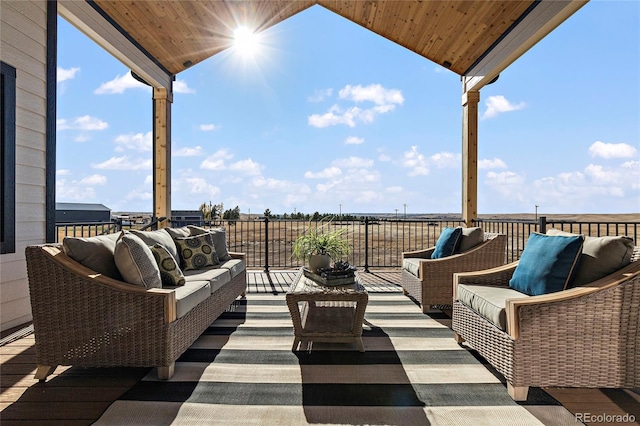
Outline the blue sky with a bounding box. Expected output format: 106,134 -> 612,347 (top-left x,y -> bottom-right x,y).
56,1 -> 639,215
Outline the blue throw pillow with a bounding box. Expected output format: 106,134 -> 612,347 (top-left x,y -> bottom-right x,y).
431,227 -> 463,259
509,233 -> 584,296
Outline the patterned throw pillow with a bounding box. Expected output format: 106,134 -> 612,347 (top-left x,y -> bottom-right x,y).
113,231 -> 162,289
175,233 -> 219,270
188,225 -> 232,261
149,244 -> 186,287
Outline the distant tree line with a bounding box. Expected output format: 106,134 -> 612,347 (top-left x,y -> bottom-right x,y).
200,202 -> 367,222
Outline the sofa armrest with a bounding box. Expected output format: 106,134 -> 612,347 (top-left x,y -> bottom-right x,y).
505,261 -> 640,339
30,245 -> 178,323
228,251 -> 245,260
403,246 -> 436,259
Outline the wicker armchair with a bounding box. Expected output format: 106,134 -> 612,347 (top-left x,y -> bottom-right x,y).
401,232 -> 507,312
452,247 -> 640,401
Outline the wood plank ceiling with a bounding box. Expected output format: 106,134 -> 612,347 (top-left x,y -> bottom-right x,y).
93,0 -> 536,77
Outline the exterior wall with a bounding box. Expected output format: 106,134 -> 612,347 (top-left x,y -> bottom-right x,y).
0,0 -> 47,332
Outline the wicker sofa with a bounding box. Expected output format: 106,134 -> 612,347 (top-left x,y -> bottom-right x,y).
25,227 -> 246,381
452,240 -> 639,401
402,231 -> 506,312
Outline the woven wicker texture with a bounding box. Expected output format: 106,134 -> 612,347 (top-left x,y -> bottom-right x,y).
402,232 -> 507,312
286,269 -> 368,351
25,244 -> 246,379
452,247 -> 640,399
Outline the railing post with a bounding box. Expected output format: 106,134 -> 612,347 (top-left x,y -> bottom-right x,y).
264,217 -> 270,273
364,216 -> 370,273
539,216 -> 547,234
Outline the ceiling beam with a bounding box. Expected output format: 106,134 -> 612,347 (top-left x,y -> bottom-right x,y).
58,0 -> 172,90
463,0 -> 587,93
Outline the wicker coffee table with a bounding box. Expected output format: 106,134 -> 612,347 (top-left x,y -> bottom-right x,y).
286,268 -> 368,352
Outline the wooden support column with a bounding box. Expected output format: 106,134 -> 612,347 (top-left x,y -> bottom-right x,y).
153,87 -> 172,227
462,90 -> 479,227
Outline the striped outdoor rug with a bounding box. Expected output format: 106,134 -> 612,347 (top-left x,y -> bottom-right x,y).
95,293 -> 577,425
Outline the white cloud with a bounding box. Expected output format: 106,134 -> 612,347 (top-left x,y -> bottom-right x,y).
144,175 -> 153,185
174,146 -> 203,156
308,88 -> 333,102
56,179 -> 97,201
430,152 -> 460,168
199,124 -> 218,131
173,176 -> 220,199
478,158 -> 507,169
79,174 -> 107,185
74,134 -> 90,143
339,84 -> 404,106
228,158 -> 263,175
201,149 -> 234,170
114,131 -> 152,152
584,163 -> 620,184
95,73 -> 150,94
332,156 -> 374,169
588,141 -> 638,159
91,156 -> 152,170
482,95 -> 525,119
174,80 -> 195,94
485,171 -> 526,200
386,186 -> 403,193
345,136 -> 364,145
402,146 -> 429,176
304,167 -> 342,179
56,169 -> 71,176
125,189 -> 152,201
378,153 -> 392,162
57,67 -> 79,83
308,84 -> 403,128
57,115 -> 108,131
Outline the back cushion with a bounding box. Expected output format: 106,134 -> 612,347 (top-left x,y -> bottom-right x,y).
130,229 -> 179,260
546,229 -> 634,286
62,233 -> 123,280
456,227 -> 484,253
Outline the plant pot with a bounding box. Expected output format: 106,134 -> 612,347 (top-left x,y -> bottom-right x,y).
308,254 -> 331,273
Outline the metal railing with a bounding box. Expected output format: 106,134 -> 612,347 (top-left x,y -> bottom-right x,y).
55,216 -> 639,271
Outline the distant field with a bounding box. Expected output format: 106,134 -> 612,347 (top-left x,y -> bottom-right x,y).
56,214 -> 640,268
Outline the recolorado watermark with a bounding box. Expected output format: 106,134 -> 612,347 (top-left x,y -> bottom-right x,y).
575,412 -> 636,423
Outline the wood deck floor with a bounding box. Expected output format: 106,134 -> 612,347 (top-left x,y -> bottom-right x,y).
1,269 -> 638,425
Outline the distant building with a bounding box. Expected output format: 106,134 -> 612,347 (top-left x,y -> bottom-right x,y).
56,203 -> 111,223
171,210 -> 204,227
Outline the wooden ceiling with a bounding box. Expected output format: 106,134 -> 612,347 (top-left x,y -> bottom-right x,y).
92,0 -> 537,76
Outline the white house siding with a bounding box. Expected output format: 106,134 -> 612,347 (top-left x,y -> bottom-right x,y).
0,0 -> 47,332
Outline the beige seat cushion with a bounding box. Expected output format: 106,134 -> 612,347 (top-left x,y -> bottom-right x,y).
183,266 -> 231,294
218,258 -> 245,279
402,258 -> 421,278
168,280 -> 211,319
457,284 -> 529,331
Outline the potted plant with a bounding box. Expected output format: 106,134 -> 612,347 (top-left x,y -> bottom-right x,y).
292,220 -> 352,273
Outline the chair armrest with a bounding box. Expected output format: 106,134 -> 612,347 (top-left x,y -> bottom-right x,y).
505,261 -> 640,339
403,246 -> 436,259
452,262 -> 518,299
